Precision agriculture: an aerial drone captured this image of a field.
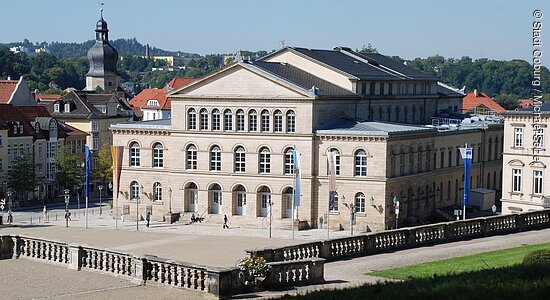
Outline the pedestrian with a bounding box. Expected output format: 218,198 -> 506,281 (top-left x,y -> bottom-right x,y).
223,214 -> 229,229
7,210 -> 13,224
67,211 -> 71,221
43,206 -> 48,220
146,211 -> 151,227
121,210 -> 125,223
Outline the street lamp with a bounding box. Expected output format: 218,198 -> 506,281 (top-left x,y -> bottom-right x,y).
64,189 -> 70,227
137,185 -> 143,231
98,185 -> 104,216
393,196 -> 400,229
7,190 -> 13,224
268,199 -> 273,239
342,195 -> 356,236
168,187 -> 172,215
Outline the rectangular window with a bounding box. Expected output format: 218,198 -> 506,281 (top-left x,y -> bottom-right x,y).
535,129 -> 544,149
448,150 -> 452,167
92,135 -> 99,150
212,111 -> 221,131
330,193 -> 339,212
261,112 -> 270,132
361,82 -> 367,95
186,147 -> 197,170
235,151 -> 246,172
91,121 -> 99,132
534,170 -> 543,195
274,113 -> 283,133
514,128 -> 523,147
236,113 -> 245,132
224,112 -> 233,131
512,168 -> 522,192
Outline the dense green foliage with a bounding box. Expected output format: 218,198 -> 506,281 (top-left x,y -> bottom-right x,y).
523,249 -> 550,265
7,153 -> 36,200
56,147 -> 85,190
370,242 -> 550,279
282,263 -> 550,300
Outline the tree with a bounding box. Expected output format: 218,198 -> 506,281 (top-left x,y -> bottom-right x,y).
93,144 -> 113,184
7,153 -> 36,201
56,146 -> 85,190
358,43 -> 378,53
494,94 -> 520,110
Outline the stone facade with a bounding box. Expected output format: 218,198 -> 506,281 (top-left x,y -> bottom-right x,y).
112,47 -> 503,232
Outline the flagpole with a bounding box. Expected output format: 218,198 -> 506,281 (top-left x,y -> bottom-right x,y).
85,196 -> 89,228
463,143 -> 467,221
115,194 -> 118,230
292,164 -> 295,240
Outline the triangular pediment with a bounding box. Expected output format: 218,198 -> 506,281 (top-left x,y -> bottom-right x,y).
169,63 -> 313,99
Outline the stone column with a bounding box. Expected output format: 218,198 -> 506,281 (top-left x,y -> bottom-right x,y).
132,255 -> 148,285
68,245 -> 82,270
311,258 -> 325,283
0,235 -> 14,259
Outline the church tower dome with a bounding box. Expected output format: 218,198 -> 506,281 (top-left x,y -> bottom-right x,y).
85,7 -> 121,92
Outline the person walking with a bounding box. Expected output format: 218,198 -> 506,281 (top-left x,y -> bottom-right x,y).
146,211 -> 151,228
223,214 -> 229,229
7,210 -> 13,224
43,206 -> 48,220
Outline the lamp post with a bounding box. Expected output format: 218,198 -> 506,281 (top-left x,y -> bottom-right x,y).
393,196 -> 400,229
268,199 -> 273,239
98,185 -> 103,216
342,196 -> 356,236
168,187 -> 172,215
137,185 -> 143,231
64,189 -> 70,227
7,190 -> 13,224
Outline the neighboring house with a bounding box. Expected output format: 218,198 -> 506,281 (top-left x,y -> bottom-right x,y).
111,47 -> 503,231
501,104 -> 550,214
0,77 -> 37,106
129,77 -> 195,121
518,99 -> 533,109
462,90 -> 506,115
0,104 -> 36,204
0,125 -> 8,195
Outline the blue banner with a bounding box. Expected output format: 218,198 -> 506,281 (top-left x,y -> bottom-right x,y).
460,148 -> 473,206
85,145 -> 91,198
292,149 -> 301,207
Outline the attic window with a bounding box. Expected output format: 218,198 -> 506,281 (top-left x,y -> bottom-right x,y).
54,104 -> 60,112
147,100 -> 159,106
35,122 -> 40,133
64,103 -> 70,112
19,124 -> 23,134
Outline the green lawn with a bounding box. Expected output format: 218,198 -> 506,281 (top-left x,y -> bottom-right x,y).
369,242 -> 550,280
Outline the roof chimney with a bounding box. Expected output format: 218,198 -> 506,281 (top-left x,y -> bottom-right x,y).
7,75 -> 11,80
474,89 -> 478,97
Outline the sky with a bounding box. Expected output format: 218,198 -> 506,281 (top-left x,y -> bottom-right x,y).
0,0 -> 548,63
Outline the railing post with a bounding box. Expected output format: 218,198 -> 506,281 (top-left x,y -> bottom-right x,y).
364,234 -> 375,255
319,241 -> 331,259
405,229 -> 416,248
480,218 -> 488,236
68,244 -> 82,270
0,235 -> 14,259
517,213 -> 525,232
206,268 -> 239,299
133,255 -> 148,284
311,258 -> 325,283
11,235 -> 21,259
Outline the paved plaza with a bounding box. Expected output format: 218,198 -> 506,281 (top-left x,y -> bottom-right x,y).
1,204 -> 550,299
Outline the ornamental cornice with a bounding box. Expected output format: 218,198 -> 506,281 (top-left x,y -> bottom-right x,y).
112,129 -> 171,136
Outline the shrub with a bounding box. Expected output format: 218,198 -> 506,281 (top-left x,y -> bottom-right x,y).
522,249 -> 550,265
237,256 -> 272,277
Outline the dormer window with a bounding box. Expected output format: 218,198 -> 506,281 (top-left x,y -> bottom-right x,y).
35,122 -> 40,133
19,125 -> 23,134
64,103 -> 71,112
54,104 -> 60,112
147,100 -> 159,106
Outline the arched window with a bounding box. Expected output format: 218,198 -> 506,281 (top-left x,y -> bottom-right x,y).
212,109 -> 221,131
210,184 -> 222,214
328,148 -> 341,175
236,109 -> 245,131
330,192 -> 339,212
153,182 -> 162,202
258,186 -> 271,217
210,146 -> 222,171
284,148 -> 294,175
234,185 -> 247,216
286,110 -> 295,133
200,109 -> 208,130
274,110 -> 283,132
355,192 -> 366,213
354,149 -> 367,176
186,144 -> 197,170
248,110 -> 257,132
224,109 -> 233,131
188,108 -> 196,130
129,142 -> 140,167
234,146 -> 246,172
152,143 -> 164,168
185,182 -> 198,212
259,147 -> 271,174
130,181 -> 140,200
261,110 -> 270,132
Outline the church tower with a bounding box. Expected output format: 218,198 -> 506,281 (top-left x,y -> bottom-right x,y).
85,7 -> 121,92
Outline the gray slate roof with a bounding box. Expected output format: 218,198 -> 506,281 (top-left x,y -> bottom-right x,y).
315,118 -> 435,136
289,47 -> 439,81
251,61 -> 359,98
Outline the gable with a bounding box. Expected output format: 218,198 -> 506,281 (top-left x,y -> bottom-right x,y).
171,65 -> 311,99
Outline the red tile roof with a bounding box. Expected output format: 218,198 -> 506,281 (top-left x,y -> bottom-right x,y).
0,80 -> 18,104
518,99 -> 533,108
35,94 -> 62,101
130,77 -> 195,110
0,104 -> 36,137
169,77 -> 195,89
462,91 -> 506,113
